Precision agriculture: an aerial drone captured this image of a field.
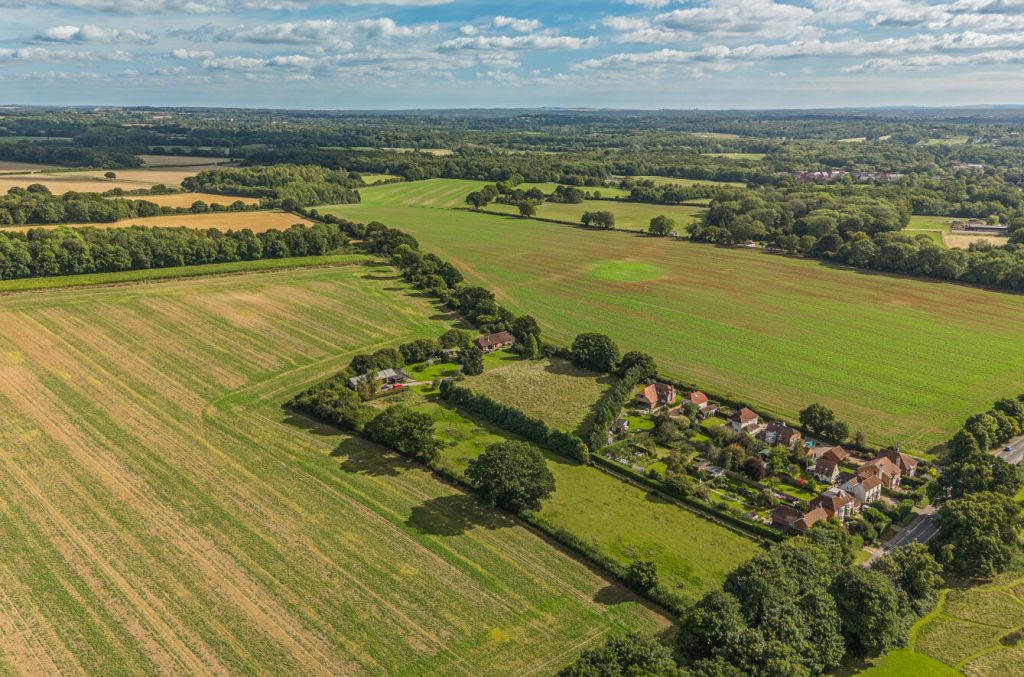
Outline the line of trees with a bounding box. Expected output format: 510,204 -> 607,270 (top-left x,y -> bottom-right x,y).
0,222 -> 346,279
689,185 -> 1024,291
0,184 -> 255,226
182,164 -> 361,208
928,394 -> 1024,577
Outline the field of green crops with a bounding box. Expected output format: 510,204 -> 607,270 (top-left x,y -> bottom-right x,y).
324,180 -> 1024,452
0,263 -> 669,674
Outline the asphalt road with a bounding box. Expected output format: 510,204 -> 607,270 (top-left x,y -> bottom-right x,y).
886,506 -> 939,551
996,434 -> 1024,465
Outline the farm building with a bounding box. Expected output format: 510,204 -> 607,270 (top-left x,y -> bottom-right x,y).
474,331 -> 515,353
346,368 -> 411,390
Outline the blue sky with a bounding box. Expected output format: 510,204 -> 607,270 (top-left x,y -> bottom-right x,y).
2,0 -> 1024,109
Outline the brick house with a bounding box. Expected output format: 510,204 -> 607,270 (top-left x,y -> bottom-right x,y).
636,382 -> 676,410
473,331 -> 515,353
879,448 -> 919,478
810,488 -> 858,522
730,407 -> 760,433
857,457 -> 903,490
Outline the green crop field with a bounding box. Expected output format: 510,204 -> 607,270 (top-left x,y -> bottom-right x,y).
0,263 -> 670,674
486,200 -> 706,232
323,192 -> 1024,452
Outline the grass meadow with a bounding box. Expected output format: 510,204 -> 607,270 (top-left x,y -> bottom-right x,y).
324,181 -> 1024,452
0,264 -> 670,674
863,575 -> 1024,675
463,357 -> 614,433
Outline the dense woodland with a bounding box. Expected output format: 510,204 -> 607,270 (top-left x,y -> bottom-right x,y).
0,222 -> 344,278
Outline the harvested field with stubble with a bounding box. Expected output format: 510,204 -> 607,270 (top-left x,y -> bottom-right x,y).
0,167 -> 209,195
322,197 -> 1024,453
4,209 -> 308,233
0,263 -> 670,675
123,192 -> 259,208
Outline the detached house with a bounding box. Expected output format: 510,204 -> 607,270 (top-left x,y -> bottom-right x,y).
761,421 -> 803,449
474,331 -> 515,353
810,488 -> 858,523
839,474 -> 883,506
730,407 -> 760,433
684,390 -> 710,410
879,448 -> 918,478
636,382 -> 676,410
814,456 -> 841,484
857,457 -> 902,490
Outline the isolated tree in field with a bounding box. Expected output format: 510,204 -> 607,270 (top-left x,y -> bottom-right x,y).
932,491 -> 1023,577
799,403 -> 849,441
649,214 -> 675,236
104,171 -> 117,180
560,633 -> 678,677
466,441 -> 555,514
518,200 -> 536,217
460,345 -> 484,376
570,332 -> 620,373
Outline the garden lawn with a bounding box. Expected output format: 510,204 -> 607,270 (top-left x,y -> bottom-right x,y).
320,202 -> 1024,453
0,263 -> 670,675
462,357 -> 614,433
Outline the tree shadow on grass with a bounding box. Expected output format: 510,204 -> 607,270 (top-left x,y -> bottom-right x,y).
360,272 -> 400,281
331,437 -> 406,477
281,408 -> 342,437
406,493 -> 516,537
